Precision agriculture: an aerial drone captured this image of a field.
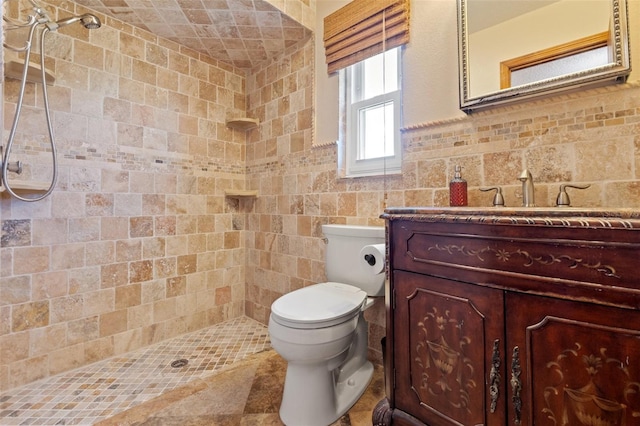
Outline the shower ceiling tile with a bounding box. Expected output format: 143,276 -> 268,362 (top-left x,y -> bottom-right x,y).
86,0 -> 311,69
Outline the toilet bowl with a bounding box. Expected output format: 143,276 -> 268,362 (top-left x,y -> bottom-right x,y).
268,225 -> 385,426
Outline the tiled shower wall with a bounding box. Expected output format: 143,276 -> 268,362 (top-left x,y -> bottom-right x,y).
1,2 -> 249,392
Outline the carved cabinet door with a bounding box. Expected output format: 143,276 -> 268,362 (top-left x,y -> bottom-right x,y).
506,292 -> 640,426
393,270 -> 506,426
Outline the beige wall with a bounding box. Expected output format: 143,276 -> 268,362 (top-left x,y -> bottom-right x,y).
470,1 -> 610,96
3,0 -> 640,394
247,0 -> 640,366
243,47 -> 640,367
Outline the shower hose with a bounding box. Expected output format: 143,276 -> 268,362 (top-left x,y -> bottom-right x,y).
2,6 -> 58,202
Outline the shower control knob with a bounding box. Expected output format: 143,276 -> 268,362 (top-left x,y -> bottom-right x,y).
364,254 -> 376,266
7,160 -> 23,175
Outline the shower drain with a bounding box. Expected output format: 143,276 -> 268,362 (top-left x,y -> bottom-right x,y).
170,359 -> 189,368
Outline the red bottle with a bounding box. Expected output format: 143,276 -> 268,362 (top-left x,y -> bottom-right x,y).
449,165 -> 468,206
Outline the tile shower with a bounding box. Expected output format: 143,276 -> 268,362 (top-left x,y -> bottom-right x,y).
2,0 -> 640,416
0,0 -> 267,393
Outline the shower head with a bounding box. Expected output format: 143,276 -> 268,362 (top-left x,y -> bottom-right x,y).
79,14 -> 101,29
45,13 -> 101,31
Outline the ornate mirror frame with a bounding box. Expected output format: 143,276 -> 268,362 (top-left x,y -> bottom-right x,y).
458,0 -> 632,113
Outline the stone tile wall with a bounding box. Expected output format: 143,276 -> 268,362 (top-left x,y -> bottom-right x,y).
265,0 -> 316,30
242,32 -> 640,364
398,85 -> 640,209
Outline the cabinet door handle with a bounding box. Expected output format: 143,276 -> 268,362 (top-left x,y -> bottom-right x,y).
489,339 -> 501,413
510,346 -> 522,424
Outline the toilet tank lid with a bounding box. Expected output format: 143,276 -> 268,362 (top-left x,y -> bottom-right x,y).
322,224 -> 384,238
271,282 -> 366,325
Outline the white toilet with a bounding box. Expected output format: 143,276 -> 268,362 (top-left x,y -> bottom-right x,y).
268,224 -> 385,426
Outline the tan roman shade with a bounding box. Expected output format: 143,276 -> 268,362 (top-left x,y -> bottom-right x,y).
323,0 -> 410,74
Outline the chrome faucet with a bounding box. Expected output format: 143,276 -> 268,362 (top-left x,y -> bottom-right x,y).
518,169 -> 535,207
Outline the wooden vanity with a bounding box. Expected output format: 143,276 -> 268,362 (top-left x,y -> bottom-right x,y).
373,207 -> 640,426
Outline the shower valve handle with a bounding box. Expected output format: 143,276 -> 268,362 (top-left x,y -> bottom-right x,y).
0,147 -> 23,174
7,160 -> 23,175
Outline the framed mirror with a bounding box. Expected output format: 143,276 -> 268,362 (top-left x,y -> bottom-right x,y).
458,0 -> 631,112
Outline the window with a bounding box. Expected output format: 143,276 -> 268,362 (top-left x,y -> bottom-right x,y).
500,31 -> 610,89
343,47 -> 402,178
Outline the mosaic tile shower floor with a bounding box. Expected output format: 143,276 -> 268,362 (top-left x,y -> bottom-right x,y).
0,317 -> 271,425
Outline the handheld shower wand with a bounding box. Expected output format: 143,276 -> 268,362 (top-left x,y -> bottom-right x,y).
1,4 -> 102,201
46,13 -> 101,31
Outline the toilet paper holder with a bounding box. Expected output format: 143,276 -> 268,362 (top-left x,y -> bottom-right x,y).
360,243 -> 386,276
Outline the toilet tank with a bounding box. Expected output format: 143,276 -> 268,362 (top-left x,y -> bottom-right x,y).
322,224 -> 386,297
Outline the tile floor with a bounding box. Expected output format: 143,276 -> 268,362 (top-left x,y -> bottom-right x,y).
0,316 -> 384,425
95,348 -> 384,426
0,317 -> 271,425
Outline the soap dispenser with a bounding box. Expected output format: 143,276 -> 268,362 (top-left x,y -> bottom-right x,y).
449,165 -> 468,206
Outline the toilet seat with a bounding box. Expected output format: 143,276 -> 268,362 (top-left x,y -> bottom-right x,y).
271,282 -> 367,329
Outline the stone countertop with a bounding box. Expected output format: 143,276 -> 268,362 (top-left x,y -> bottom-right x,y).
381,206 -> 640,229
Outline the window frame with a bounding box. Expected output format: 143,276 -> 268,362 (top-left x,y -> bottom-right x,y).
499,31 -> 610,89
342,47 -> 402,178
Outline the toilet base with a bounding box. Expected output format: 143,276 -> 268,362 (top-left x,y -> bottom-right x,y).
335,360 -> 374,418
279,360 -> 374,426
